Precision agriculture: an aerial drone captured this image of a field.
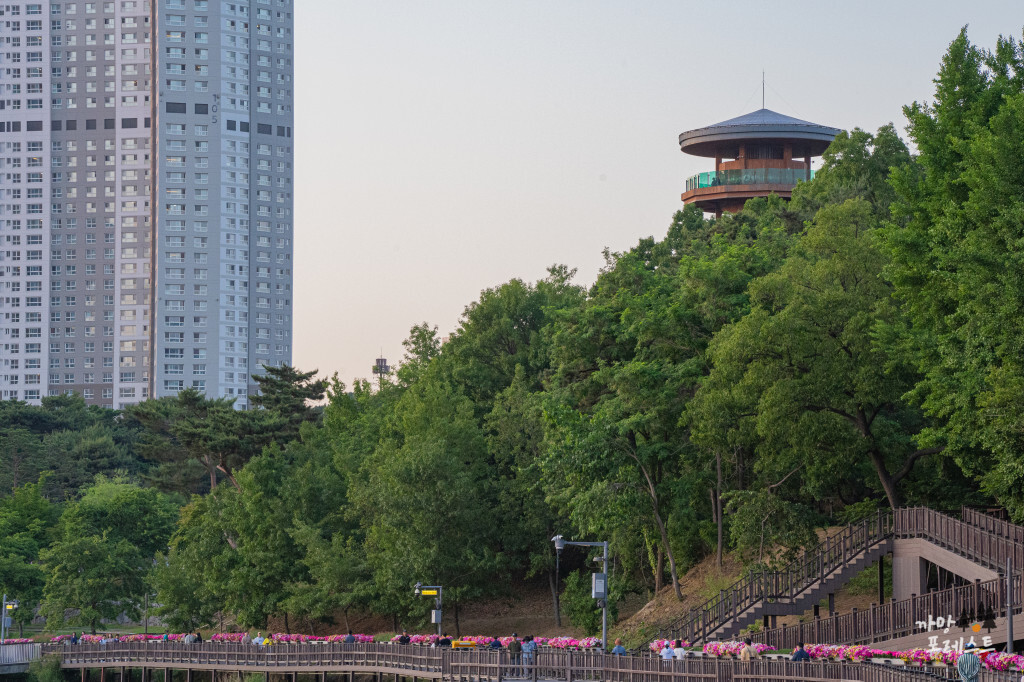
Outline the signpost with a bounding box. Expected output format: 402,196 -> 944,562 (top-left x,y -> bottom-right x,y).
414,583 -> 443,636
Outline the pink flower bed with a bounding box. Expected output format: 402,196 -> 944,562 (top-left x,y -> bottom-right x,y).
981,652 -> 1024,672
51,634 -> 185,643
1,639 -> 34,644
649,639 -> 690,651
210,633 -> 374,644
733,642 -> 1023,672
702,641 -> 776,657
390,635 -> 599,648
392,634 -> 439,645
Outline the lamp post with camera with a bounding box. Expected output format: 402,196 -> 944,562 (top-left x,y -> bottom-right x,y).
414,583 -> 444,637
551,536 -> 609,652
0,595 -> 17,644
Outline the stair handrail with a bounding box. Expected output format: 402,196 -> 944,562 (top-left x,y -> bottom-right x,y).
664,510 -> 893,642
961,507 -> 1024,545
894,508 -> 1024,572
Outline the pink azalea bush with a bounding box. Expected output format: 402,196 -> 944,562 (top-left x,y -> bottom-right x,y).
1,638 -> 34,644
702,641 -> 776,657
390,635 -> 598,649
755,643 -> 1021,671
649,639 -> 690,651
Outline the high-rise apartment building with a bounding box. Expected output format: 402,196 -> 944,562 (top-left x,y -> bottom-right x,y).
0,0 -> 294,409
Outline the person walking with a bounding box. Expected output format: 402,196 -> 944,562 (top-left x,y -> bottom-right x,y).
791,642 -> 810,662
488,637 -> 502,650
398,631 -> 411,645
343,631 -> 355,644
673,640 -> 687,659
739,638 -> 758,662
507,634 -> 523,677
522,635 -> 537,671
611,639 -> 626,656
660,642 -> 675,660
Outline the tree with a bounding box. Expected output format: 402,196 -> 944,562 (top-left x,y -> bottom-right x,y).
441,267 -> 585,410
486,369 -> 563,624
0,429 -> 42,494
152,493 -> 233,632
352,376 -> 503,635
41,478 -> 179,632
0,477 -> 58,634
541,203 -> 794,599
882,30 -> 1024,518
692,198 -> 937,510
251,364 -> 327,442
41,532 -> 146,633
127,389 -> 282,491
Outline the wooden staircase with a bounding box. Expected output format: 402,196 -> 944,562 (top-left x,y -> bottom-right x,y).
752,508 -> 1024,649
661,507 -> 1024,645
662,512 -> 892,643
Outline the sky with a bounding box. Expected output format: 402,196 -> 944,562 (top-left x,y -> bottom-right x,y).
292,1 -> 1023,387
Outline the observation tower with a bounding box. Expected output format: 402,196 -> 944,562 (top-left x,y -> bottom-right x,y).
678,108 -> 840,216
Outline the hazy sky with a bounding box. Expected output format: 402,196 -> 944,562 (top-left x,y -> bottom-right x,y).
293,1 -> 1022,387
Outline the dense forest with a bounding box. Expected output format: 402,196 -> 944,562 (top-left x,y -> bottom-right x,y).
2,29 -> 1024,638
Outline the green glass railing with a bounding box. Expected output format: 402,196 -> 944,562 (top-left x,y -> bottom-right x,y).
685,168 -> 815,192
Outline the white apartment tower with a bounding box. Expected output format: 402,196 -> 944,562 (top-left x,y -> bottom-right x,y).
0,0 -> 294,409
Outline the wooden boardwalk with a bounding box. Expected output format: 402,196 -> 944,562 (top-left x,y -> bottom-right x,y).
41,643 -> 1022,682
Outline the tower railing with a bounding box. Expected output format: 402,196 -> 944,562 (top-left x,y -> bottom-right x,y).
685,168 -> 814,192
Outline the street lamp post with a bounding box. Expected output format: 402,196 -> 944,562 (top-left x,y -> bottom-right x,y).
414,583 -> 444,636
552,536 -> 609,652
0,595 -> 17,644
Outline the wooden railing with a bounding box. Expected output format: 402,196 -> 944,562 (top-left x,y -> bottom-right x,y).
51,642 -> 444,674
43,644 -> 1022,682
895,508 -> 1024,571
752,571 -> 1021,650
962,508 -> 1024,546
0,643 -> 41,666
665,512 -> 893,642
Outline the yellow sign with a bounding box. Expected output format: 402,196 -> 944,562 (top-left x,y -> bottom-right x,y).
420,589 -> 438,596
4,604 -> 12,610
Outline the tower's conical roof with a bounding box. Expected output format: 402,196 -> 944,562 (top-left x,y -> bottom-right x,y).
679,108 -> 840,157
